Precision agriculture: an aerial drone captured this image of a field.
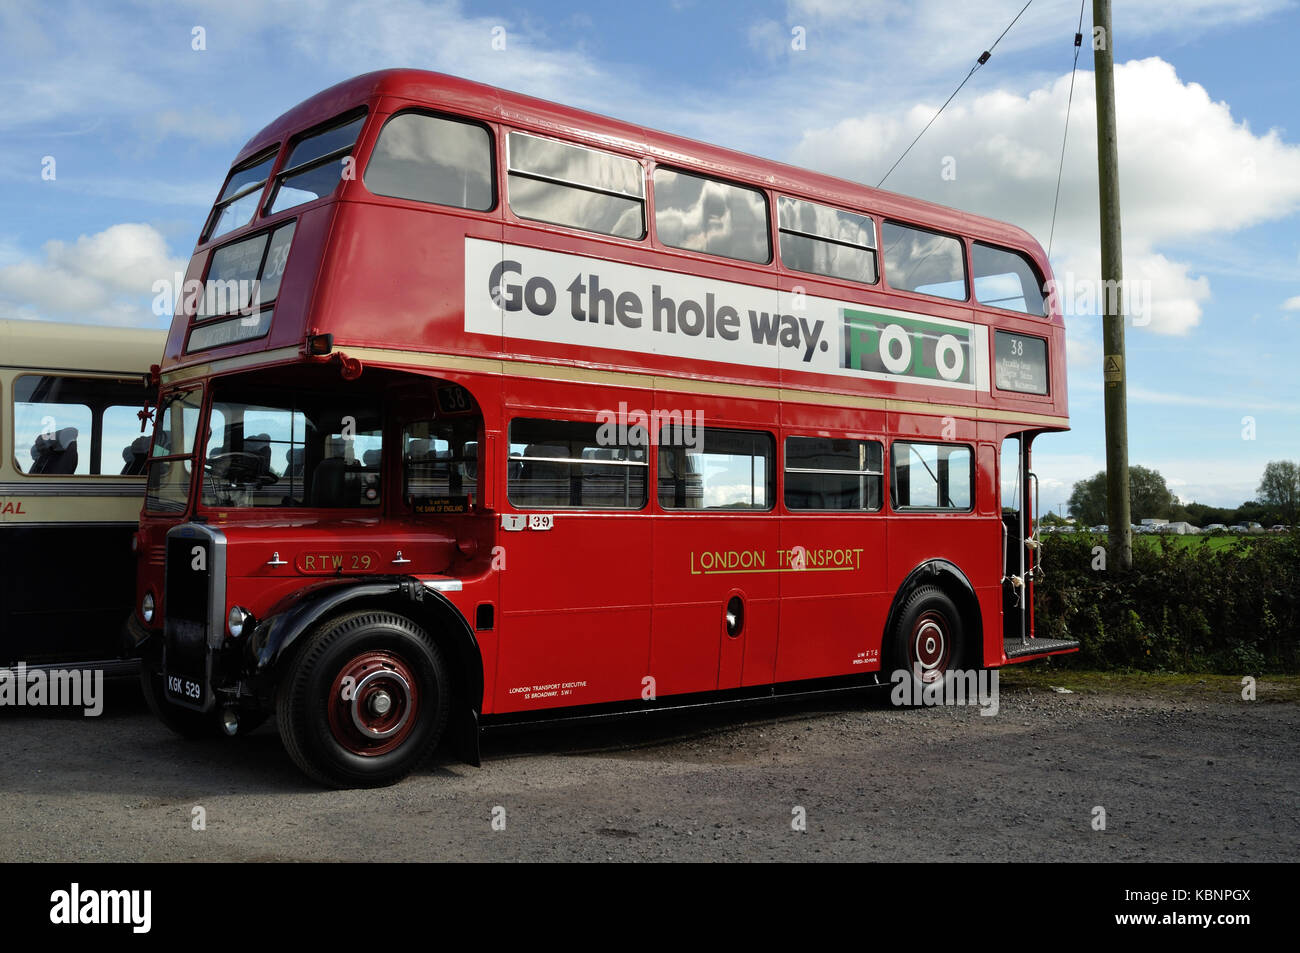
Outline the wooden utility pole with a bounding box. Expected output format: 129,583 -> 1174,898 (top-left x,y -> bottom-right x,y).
1093,0 -> 1132,570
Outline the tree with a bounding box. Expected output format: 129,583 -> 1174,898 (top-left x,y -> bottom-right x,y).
1257,461 -> 1300,524
1067,465 -> 1175,526
1068,471 -> 1107,526
1130,466 -> 1175,522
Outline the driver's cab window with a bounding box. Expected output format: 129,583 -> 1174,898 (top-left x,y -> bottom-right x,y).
202,394 -> 382,507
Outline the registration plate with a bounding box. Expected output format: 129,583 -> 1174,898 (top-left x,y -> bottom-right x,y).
164,672 -> 205,706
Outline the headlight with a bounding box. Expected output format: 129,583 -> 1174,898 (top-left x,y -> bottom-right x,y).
141,591 -> 155,623
227,605 -> 250,638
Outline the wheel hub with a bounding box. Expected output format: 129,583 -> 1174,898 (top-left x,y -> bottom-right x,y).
327,651 -> 419,756
910,612 -> 950,683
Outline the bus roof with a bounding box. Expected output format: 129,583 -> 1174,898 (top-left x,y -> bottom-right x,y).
0,319 -> 166,375
234,69 -> 1044,256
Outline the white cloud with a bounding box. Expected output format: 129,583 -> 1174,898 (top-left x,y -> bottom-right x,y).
789,58 -> 1300,336
0,224 -> 183,327
1128,386 -> 1300,415
138,107 -> 244,148
1283,295 -> 1300,311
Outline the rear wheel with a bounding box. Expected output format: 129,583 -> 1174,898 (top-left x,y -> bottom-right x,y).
889,585 -> 965,693
276,610 -> 450,788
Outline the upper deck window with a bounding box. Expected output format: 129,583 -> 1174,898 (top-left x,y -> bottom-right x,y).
778,196 -> 878,284
653,169 -> 770,264
506,132 -> 645,239
266,113 -> 366,215
881,221 -> 967,301
206,151 -> 276,242
364,112 -> 493,210
972,242 -> 1047,316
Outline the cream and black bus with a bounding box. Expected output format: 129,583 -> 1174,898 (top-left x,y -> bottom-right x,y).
0,319 -> 164,669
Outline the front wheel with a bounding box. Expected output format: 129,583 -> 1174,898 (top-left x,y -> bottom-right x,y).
276,610 -> 450,788
888,585 -> 965,693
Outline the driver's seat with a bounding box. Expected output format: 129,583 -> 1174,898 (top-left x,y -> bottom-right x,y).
243,434 -> 273,475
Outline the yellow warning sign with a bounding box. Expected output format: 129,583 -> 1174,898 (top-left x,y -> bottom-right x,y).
1104,354 -> 1123,383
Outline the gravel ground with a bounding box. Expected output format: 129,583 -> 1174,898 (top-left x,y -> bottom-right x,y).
0,673 -> 1295,861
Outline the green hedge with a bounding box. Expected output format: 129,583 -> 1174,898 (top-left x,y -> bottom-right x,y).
1033,532 -> 1300,673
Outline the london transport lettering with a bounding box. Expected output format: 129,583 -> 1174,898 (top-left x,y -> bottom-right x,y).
689,547 -> 865,575
466,239 -> 990,390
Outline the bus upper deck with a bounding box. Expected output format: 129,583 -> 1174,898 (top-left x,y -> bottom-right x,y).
159,69 -> 1065,433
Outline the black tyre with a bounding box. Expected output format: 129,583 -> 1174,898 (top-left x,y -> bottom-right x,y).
276,610 -> 450,788
140,664 -> 222,739
888,585 -> 965,693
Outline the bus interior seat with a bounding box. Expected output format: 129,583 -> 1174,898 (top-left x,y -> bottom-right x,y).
29,427 -> 79,474
580,447 -> 619,505
522,444 -> 570,506
362,449 -> 382,469
462,441 -> 478,480
121,435 -> 151,475
309,456 -> 361,507
286,447 -> 305,478
243,433 -> 274,480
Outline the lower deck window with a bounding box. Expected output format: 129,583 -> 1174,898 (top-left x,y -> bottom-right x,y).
890,441 -> 973,511
404,417 -> 479,506
659,428 -> 774,510
785,436 -> 882,511
508,418 -> 647,509
13,373 -> 152,476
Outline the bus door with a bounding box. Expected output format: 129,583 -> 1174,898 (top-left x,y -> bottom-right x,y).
651,422 -> 780,695
999,433 -> 1038,646
493,405 -> 653,711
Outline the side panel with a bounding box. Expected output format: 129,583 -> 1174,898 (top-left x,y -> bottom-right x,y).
493,379 -> 653,712
0,521 -> 137,665
775,403 -> 892,682
649,395 -> 782,694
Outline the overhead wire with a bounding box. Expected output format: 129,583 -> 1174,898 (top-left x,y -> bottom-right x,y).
876,0 -> 1035,188
1047,0 -> 1089,258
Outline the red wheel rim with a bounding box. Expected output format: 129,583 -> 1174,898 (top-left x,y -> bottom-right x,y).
909,610 -> 951,684
327,650 -> 420,756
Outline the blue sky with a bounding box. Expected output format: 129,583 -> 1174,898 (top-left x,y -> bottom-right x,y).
1,0 -> 1297,508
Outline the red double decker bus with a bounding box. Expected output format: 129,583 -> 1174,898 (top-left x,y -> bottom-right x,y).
130,70 -> 1076,787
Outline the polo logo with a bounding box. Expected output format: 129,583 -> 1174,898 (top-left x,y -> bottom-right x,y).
841,309 -> 973,384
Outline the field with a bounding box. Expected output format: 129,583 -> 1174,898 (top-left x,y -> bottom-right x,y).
1056,530 -> 1263,552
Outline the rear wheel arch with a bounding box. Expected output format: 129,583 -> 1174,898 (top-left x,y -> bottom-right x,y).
883,560 -> 984,671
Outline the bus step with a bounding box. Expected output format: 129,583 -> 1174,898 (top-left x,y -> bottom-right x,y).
1003,637 -> 1080,661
